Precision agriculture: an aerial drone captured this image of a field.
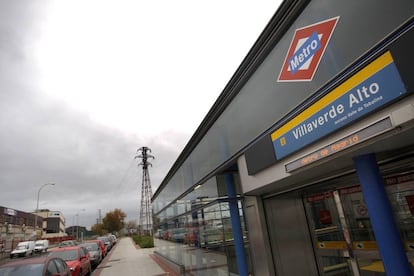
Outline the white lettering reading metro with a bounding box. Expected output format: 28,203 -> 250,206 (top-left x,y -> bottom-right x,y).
292,82 -> 380,140
289,38 -> 320,72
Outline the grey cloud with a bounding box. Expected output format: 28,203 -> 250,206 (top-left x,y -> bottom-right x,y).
0,0 -> 191,228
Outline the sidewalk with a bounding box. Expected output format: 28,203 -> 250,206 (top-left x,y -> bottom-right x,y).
94,237 -> 174,276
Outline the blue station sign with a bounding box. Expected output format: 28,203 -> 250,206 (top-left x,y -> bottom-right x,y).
271,51 -> 407,160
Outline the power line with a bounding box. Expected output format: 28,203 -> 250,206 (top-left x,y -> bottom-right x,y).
115,156 -> 137,191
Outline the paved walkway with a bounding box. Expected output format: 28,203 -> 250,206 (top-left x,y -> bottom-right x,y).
94,237 -> 171,276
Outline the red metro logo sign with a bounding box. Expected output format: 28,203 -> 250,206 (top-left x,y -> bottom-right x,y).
278,17 -> 339,82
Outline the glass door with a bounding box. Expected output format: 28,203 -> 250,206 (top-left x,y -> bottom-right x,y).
385,173 -> 414,269
305,175 -> 414,275
305,189 -> 360,275
305,185 -> 389,275
339,186 -> 384,275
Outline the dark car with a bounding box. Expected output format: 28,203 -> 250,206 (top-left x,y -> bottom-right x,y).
0,255 -> 71,275
88,239 -> 107,258
171,228 -> 186,243
49,246 -> 91,276
79,242 -> 102,267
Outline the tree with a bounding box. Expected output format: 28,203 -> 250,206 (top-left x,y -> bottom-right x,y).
102,208 -> 126,234
91,223 -> 107,236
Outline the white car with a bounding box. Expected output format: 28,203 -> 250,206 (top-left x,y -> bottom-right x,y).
10,241 -> 35,258
34,239 -> 49,253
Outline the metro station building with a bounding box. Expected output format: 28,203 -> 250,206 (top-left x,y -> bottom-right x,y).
152,0 -> 414,275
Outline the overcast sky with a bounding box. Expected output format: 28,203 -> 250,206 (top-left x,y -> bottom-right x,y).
0,0 -> 281,229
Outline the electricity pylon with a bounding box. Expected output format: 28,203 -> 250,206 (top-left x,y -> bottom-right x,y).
135,146 -> 154,235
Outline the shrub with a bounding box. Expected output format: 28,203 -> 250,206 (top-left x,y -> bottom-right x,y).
132,235 -> 154,248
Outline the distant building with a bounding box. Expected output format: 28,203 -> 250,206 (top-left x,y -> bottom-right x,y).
65,226 -> 77,238
0,206 -> 40,241
33,209 -> 66,238
65,226 -> 91,241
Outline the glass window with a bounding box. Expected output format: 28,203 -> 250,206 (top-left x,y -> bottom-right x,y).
47,260 -> 59,274
339,186 -> 375,242
49,250 -> 78,261
154,201 -> 230,275
154,196 -> 250,275
154,176 -> 220,220
385,173 -> 414,245
54,258 -> 67,272
80,247 -> 85,258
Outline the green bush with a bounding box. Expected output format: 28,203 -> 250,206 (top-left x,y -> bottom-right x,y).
132,235 -> 154,248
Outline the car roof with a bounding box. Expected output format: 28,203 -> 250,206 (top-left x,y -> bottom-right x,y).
86,239 -> 102,243
80,242 -> 98,246
51,246 -> 80,251
0,255 -> 56,267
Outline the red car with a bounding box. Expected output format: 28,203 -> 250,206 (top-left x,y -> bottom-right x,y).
49,246 -> 91,276
88,239 -> 107,257
0,255 -> 71,275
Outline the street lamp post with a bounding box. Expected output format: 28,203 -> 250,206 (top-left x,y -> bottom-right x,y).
76,209 -> 85,241
34,183 -> 55,240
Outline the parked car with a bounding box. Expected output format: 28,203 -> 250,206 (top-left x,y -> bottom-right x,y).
171,228 -> 186,243
10,241 -> 35,258
79,242 -> 102,267
34,239 -> 49,253
154,229 -> 163,239
199,227 -> 225,248
88,239 -> 107,258
0,255 -> 71,275
108,234 -> 117,245
49,246 -> 91,276
96,236 -> 112,252
59,240 -> 77,247
162,230 -> 172,240
184,228 -> 197,245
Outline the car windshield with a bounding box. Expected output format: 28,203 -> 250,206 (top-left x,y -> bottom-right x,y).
0,264 -> 43,276
15,245 -> 27,250
97,237 -> 110,245
82,243 -> 98,251
50,249 -> 78,261
60,241 -> 74,246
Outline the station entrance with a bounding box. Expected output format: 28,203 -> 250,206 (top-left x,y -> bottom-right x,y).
264,155 -> 414,275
